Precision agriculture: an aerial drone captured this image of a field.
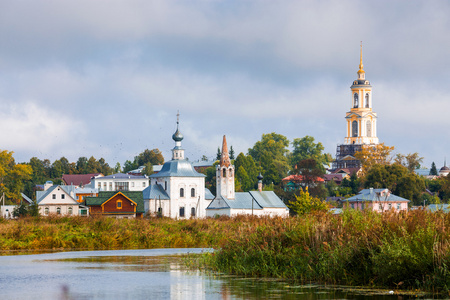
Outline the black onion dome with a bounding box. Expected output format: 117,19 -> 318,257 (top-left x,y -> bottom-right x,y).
257,172 -> 263,181
172,128 -> 184,142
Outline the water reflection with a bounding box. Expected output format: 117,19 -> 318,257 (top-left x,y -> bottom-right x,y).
0,249 -> 419,300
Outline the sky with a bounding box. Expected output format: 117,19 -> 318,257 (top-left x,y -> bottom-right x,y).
1,0 -> 449,169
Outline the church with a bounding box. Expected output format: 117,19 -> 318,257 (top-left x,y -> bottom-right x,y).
332,44 -> 379,174
206,136 -> 289,217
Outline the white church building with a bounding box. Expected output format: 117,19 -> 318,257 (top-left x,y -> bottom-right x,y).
206,136 -> 289,218
143,116 -> 213,218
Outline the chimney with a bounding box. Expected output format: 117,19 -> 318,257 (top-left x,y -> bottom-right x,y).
44,181 -> 53,191
369,187 -> 373,194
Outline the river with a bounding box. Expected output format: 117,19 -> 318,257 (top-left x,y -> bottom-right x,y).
0,248 -> 419,299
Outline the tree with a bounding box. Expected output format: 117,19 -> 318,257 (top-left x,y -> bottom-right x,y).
135,149 -> 164,166
234,152 -> 259,191
229,146 -> 235,160
142,162 -> 154,176
114,162 -> 122,173
291,136 -> 329,171
430,162 -> 438,176
201,155 -> 208,161
288,188 -> 329,216
248,133 -> 290,185
98,158 -> 112,175
354,143 -> 394,176
216,148 -> 221,161
364,164 -> 425,205
394,152 -> 424,172
0,150 -> 32,203
292,158 -> 325,188
76,157 -> 88,174
86,156 -> 101,173
123,160 -> 138,173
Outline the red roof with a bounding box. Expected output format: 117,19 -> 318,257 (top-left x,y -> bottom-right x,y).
62,173 -> 102,186
282,174 -> 324,182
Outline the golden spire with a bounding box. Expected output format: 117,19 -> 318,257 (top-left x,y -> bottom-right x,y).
358,41 -> 365,74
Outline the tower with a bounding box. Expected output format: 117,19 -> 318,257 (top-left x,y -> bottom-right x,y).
344,43 -> 379,145
333,43 -> 379,171
216,135 -> 235,199
171,112 -> 185,160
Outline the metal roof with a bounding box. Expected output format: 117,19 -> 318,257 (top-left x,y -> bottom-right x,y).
249,191 -> 288,208
150,160 -> 205,178
207,191 -> 287,210
427,204 -> 450,212
142,184 -> 170,200
101,173 -> 147,179
343,188 -> 410,202
205,188 -> 215,200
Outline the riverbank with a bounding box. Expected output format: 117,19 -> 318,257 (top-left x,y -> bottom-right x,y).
193,209 -> 450,293
2,211 -> 450,292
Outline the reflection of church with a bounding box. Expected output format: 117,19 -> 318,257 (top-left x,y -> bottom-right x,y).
332,44 -> 379,172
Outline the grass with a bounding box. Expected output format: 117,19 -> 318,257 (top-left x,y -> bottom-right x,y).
2,210 -> 450,292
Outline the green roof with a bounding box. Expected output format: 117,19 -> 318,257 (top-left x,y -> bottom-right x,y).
85,191 -> 144,213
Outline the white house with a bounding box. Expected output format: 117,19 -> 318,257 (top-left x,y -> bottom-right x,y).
144,117 -> 212,218
342,188 -> 410,212
206,136 -> 289,218
91,173 -> 149,192
36,182 -> 89,216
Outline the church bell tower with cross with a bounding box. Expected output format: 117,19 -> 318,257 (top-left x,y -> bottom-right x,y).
344,43 -> 379,145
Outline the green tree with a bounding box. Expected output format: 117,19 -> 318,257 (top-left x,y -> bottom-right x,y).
234,153 -> 259,191
354,143 -> 395,176
248,133 -> 290,185
98,158 -> 112,175
135,149 -> 164,166
114,162 -> 122,173
86,156 -> 101,173
142,162 -> 154,176
430,162 -> 438,176
364,164 -> 425,205
288,188 -> 328,215
76,157 -> 88,174
201,155 -> 208,161
394,152 -> 424,172
229,146 -> 235,160
293,158 -> 325,188
123,160 -> 138,173
291,136 -> 329,170
216,148 -> 221,161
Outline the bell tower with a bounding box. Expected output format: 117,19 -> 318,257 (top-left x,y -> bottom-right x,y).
216,135 -> 235,200
344,43 -> 379,145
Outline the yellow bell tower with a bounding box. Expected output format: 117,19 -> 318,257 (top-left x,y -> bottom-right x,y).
344,43 -> 379,145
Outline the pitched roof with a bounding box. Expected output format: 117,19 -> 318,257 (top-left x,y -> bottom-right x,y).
207,191 -> 287,210
150,160 -> 205,178
36,185 -> 78,204
205,188 -> 215,200
85,191 -> 144,213
62,173 -> 102,186
282,174 -> 324,182
343,188 -> 410,203
142,184 -> 170,200
100,173 -> 147,179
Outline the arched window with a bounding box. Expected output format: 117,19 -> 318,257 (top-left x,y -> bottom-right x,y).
180,188 -> 185,198
179,207 -> 185,217
366,120 -> 372,137
223,168 -> 226,177
353,93 -> 359,108
352,121 -> 358,137
56,207 -> 61,215
365,93 -> 370,108
191,207 -> 196,217
191,188 -> 195,197
68,207 -> 73,215
157,207 -> 163,216
44,207 -> 49,215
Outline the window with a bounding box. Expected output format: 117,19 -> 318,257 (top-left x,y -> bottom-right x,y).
180,188 -> 185,198
98,183 -> 101,190
379,204 -> 383,211
366,121 -> 372,137
109,182 -> 112,191
388,203 -> 392,210
142,182 -> 146,187
352,121 -> 358,137
223,168 -> 226,177
103,183 -> 107,190
179,207 -> 185,217
353,93 -> 359,108
115,182 -> 129,191
68,207 -> 73,215
397,203 -> 401,210
117,200 -> 122,209
44,207 -> 49,215
61,194 -> 65,200
361,203 -> 365,210
157,207 -> 163,215
56,207 -> 61,215
191,207 -> 196,217
131,182 -> 135,187
52,194 -> 56,199
165,182 -> 167,190
351,203 -> 354,209
191,188 -> 195,197
365,93 -> 370,108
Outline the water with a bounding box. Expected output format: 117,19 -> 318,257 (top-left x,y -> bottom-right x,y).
0,249 -> 420,300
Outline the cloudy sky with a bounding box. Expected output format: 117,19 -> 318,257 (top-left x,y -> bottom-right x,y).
0,0 -> 449,169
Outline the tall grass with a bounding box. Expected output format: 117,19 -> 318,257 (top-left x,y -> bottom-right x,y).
199,210 -> 450,291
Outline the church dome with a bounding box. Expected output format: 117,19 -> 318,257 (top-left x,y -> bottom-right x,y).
172,128 -> 183,142
441,166 -> 450,171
